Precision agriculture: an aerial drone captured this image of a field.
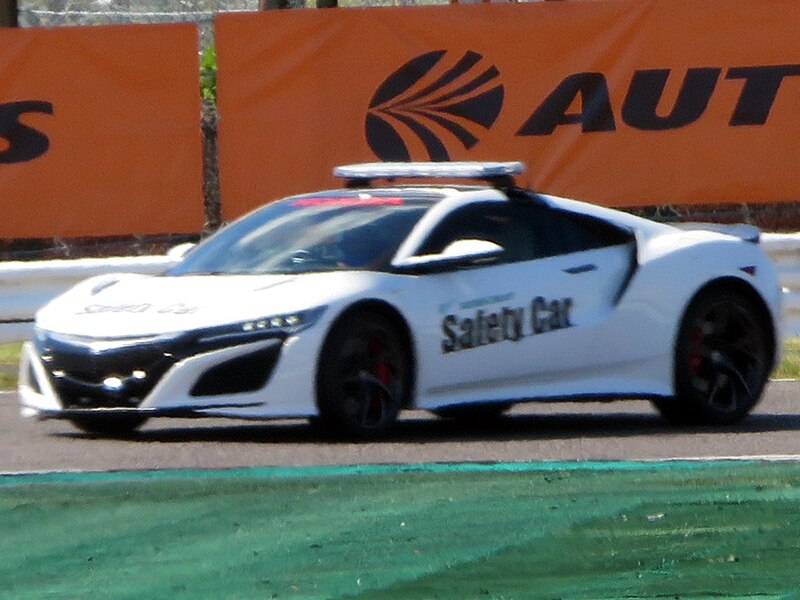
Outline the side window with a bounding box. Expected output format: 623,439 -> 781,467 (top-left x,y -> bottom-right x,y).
416,203 -> 525,262
417,200 -> 631,265
531,209 -> 632,257
504,194 -> 631,258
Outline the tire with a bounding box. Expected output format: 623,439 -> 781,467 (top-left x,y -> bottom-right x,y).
316,311 -> 410,438
433,402 -> 513,423
68,413 -> 148,436
654,288 -> 773,425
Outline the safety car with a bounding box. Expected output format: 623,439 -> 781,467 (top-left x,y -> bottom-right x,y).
18,162 -> 783,437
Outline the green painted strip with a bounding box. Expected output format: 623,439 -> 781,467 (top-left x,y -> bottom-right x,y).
4,460 -> 800,599
0,458 -> 779,486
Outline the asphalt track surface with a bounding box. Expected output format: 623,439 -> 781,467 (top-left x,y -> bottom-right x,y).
2,381 -> 800,473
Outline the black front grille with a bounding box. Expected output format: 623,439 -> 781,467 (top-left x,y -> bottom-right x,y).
35,329 -> 287,409
37,336 -> 177,408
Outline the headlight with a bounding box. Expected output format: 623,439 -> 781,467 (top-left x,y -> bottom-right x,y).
196,306 -> 327,345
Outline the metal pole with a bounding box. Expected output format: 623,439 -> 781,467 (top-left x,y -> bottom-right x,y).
0,0 -> 18,27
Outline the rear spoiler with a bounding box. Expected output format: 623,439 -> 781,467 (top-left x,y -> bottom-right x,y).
673,222 -> 760,244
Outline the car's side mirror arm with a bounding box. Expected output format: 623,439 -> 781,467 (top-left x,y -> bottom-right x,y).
391,239 -> 504,275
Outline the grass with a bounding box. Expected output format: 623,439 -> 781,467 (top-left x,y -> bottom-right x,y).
773,336 -> 800,379
0,341 -> 21,363
0,342 -> 21,390
1,338 -> 799,392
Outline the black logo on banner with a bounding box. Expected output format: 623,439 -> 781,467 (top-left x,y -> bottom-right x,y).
0,101 -> 53,164
365,50 -> 504,161
365,60 -> 800,156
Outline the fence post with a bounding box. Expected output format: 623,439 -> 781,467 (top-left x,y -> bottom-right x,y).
0,0 -> 18,27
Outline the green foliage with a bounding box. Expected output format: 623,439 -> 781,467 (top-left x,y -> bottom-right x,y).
200,45 -> 217,102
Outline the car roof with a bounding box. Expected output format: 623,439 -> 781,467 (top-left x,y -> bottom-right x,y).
334,161 -> 525,189
286,161 -> 531,209
290,161 -> 673,238
330,161 -> 675,236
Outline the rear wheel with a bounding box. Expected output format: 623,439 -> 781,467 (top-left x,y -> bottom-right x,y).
68,414 -> 148,436
654,288 -> 772,425
316,311 -> 409,438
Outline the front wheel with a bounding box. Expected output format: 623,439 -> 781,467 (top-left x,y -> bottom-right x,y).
316,311 -> 410,438
654,288 -> 773,425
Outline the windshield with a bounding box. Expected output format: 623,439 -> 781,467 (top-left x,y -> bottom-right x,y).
168,191 -> 435,276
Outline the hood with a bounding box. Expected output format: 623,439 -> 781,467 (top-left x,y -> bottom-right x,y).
35,271 -> 377,338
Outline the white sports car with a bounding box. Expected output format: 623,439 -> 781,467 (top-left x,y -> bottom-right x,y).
19,162 -> 782,437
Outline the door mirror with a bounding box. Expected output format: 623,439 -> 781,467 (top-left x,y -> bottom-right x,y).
392,239 -> 504,274
167,242 -> 196,260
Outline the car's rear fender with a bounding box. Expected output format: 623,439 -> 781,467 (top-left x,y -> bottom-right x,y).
622,236 -> 782,372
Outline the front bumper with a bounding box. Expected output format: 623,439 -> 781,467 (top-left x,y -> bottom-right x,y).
19,331 -> 286,418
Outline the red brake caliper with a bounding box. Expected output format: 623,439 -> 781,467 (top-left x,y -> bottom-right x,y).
689,326 -> 705,372
366,339 -> 392,420
369,340 -> 392,385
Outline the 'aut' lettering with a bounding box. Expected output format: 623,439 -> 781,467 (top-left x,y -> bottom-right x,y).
0,101 -> 53,164
517,64 -> 800,135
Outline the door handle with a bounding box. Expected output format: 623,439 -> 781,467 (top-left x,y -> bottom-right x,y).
564,263 -> 597,274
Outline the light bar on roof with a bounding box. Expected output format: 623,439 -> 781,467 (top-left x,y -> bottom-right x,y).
333,161 -> 525,181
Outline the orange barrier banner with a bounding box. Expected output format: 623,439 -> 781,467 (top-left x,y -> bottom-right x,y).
0,24 -> 204,239
216,0 -> 800,219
